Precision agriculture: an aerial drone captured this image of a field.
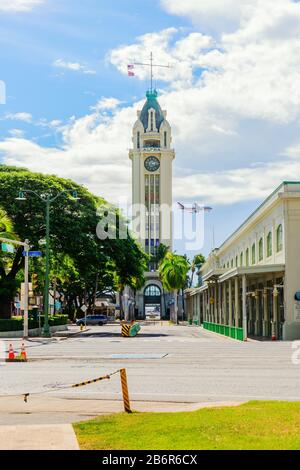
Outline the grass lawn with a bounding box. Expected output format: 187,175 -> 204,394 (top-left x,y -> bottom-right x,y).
74,401 -> 300,450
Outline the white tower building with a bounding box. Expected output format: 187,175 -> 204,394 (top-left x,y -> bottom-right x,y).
129,89 -> 175,318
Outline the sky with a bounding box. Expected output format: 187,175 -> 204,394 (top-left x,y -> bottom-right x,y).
1,0 -> 300,257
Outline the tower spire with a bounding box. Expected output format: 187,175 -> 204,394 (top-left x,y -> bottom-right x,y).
131,52 -> 171,94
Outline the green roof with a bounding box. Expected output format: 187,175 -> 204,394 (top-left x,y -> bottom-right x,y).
140,89 -> 165,132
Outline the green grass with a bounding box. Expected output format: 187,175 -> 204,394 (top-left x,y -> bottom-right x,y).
74,401 -> 300,450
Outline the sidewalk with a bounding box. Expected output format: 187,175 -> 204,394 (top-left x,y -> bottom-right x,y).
0,424 -> 79,450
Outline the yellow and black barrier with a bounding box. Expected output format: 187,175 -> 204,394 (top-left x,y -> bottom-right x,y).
122,323 -> 131,337
121,322 -> 141,338
72,374 -> 111,388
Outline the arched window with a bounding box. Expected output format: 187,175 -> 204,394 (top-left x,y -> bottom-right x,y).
240,252 -> 243,266
246,248 -> 249,267
235,255 -> 238,267
277,224 -> 283,252
231,259 -> 234,268
137,131 -> 140,149
164,131 -> 167,148
267,232 -> 272,258
252,243 -> 256,265
259,238 -> 263,261
145,285 -> 161,297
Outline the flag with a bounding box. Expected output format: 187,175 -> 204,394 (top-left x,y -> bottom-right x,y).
127,64 -> 135,77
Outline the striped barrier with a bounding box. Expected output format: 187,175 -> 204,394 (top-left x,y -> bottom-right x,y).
122,324 -> 131,337
122,322 -> 141,338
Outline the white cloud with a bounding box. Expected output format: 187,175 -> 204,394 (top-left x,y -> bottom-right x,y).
2,0 -> 300,209
0,0 -> 43,12
8,129 -> 25,138
5,112 -> 32,122
109,28 -> 213,88
53,59 -> 96,75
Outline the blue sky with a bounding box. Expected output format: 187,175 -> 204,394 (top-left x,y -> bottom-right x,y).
1,0 -> 300,259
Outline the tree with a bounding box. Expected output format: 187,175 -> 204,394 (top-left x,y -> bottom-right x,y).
0,166 -> 147,319
189,253 -> 206,288
159,252 -> 190,324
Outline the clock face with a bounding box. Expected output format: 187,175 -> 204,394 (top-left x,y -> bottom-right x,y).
144,156 -> 160,172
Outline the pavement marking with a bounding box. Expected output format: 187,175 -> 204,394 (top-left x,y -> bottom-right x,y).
108,354 -> 168,359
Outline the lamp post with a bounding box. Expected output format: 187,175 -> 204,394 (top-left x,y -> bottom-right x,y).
16,189 -> 80,337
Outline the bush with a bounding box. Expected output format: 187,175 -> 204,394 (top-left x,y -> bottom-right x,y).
0,315 -> 68,332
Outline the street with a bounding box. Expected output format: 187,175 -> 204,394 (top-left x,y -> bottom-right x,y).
0,324 -> 299,426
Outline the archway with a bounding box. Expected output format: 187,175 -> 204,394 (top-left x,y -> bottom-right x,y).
144,284 -> 162,319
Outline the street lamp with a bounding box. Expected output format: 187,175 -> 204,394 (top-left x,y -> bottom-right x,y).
16,189 -> 80,337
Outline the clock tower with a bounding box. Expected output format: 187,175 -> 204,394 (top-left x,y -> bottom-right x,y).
129,89 -> 175,318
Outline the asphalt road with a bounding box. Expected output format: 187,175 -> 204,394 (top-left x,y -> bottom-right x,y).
0,324 -> 299,424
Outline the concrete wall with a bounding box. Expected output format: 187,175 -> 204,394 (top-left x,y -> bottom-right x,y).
0,325 -> 67,339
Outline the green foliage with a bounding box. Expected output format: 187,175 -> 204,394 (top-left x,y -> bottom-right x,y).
0,166 -> 147,318
159,252 -> 190,292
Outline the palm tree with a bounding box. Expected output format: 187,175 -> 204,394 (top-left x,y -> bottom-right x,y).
0,208 -> 15,239
189,254 -> 206,288
159,252 -> 190,324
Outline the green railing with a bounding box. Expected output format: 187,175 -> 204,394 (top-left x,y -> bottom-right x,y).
203,321 -> 245,341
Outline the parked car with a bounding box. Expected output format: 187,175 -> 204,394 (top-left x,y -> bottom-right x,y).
76,315 -> 108,326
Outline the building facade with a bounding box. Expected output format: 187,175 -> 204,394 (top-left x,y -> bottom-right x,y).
129,90 -> 175,318
185,182 -> 300,340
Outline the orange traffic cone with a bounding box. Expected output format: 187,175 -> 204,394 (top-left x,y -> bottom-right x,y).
8,344 -> 15,361
20,343 -> 27,361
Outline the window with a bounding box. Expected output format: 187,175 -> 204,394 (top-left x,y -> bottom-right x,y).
240,252 -> 243,266
150,111 -> 154,131
251,243 -> 256,265
145,285 -> 161,297
227,262 -> 229,269
164,131 -> 167,148
137,132 -> 140,149
246,248 -> 249,267
235,255 -> 238,267
231,259 -> 234,268
267,232 -> 272,258
259,238 -> 263,261
277,224 -> 283,252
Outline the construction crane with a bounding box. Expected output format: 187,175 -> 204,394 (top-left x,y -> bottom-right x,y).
177,202 -> 213,214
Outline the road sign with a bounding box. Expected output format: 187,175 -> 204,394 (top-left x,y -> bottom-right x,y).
81,305 -> 88,313
23,251 -> 43,257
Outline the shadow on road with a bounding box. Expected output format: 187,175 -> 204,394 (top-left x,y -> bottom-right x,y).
81,332 -> 169,338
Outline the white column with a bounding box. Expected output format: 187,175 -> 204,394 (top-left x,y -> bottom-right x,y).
242,275 -> 247,341
228,280 -> 233,326
234,277 -> 240,328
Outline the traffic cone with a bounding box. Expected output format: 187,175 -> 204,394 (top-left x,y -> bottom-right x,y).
20,343 -> 27,361
8,344 -> 15,361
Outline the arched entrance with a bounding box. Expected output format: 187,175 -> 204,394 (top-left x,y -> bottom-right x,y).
144,284 -> 162,319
